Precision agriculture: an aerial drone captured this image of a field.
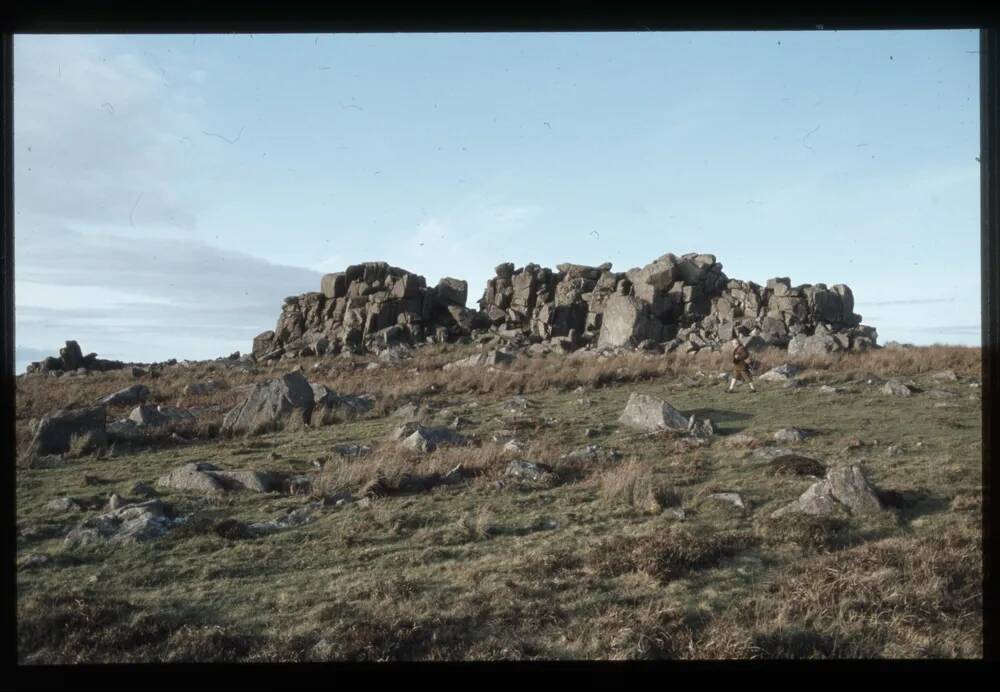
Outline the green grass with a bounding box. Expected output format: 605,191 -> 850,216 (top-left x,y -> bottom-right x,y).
15,349 -> 983,661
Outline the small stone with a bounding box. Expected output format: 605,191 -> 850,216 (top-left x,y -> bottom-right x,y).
505,460 -> 553,483
881,380 -> 913,397
45,497 -> 81,512
773,427 -> 808,444
706,492 -> 746,510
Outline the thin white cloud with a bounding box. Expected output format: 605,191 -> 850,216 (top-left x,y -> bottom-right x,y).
14,36 -> 211,231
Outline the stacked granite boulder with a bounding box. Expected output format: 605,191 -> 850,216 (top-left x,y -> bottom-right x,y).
24,341 -> 126,376
252,253 -> 877,360
479,252 -> 875,355
251,261 -> 486,360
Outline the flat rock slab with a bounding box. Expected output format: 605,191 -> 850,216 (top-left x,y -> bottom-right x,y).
156,462 -> 282,495
64,500 -> 176,547
443,350 -> 515,371
98,384 -> 150,406
705,492 -> 747,511
128,404 -> 196,428
618,392 -> 691,432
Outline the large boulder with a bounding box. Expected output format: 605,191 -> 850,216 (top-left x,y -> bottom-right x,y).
221,372 -> 315,435
597,295 -> 660,348
618,393 -> 690,432
788,333 -> 841,357
825,464 -> 883,514
436,277 -> 468,307
29,406 -> 107,456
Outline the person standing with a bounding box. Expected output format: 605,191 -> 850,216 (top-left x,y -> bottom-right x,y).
727,336 -> 757,393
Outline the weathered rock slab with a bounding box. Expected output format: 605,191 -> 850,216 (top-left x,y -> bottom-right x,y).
222,372 -> 315,435
618,393 -> 690,432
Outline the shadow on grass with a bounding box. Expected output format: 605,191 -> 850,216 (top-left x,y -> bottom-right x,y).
685,408 -> 754,423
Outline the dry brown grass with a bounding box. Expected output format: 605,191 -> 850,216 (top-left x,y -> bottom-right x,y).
588,526 -> 758,583
693,526 -> 982,658
596,458 -> 679,514
311,441 -> 510,499
14,341 -> 983,661
754,514 -> 852,553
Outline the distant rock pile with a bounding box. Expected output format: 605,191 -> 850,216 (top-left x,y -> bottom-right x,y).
478,253 -> 876,355
24,340 -> 125,376
252,252 -> 878,359
251,261 -> 485,360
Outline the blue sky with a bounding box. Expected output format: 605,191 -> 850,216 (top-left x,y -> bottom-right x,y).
13,30 -> 981,371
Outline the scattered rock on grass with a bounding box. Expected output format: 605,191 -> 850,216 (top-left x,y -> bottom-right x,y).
63,499 -> 176,547
705,492 -> 747,511
931,369 -> 959,382
724,432 -> 760,449
881,380 -> 913,397
505,460 -> 555,483
332,443 -> 373,459
757,364 -> 800,383
772,464 -> 883,519
156,462 -> 282,495
401,425 -> 469,453
98,384 -> 150,406
773,427 -> 808,444
45,497 -> 82,513
618,392 -> 691,433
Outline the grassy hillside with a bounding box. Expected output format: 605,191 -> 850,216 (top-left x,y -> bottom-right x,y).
15,344 -> 983,661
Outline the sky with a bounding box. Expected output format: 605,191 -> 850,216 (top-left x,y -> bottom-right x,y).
13,30 -> 981,372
